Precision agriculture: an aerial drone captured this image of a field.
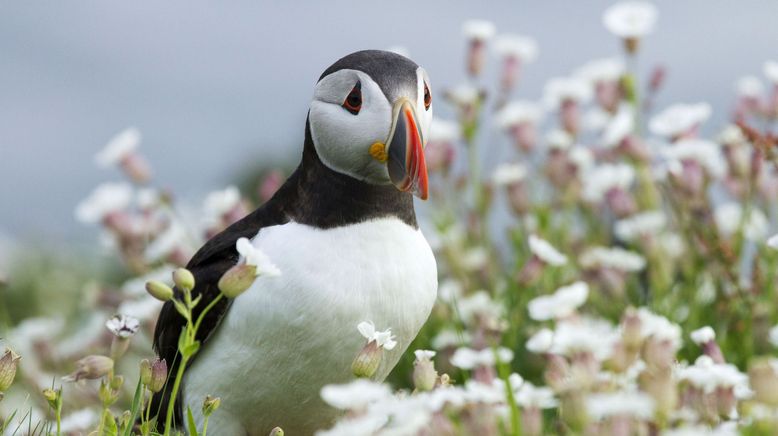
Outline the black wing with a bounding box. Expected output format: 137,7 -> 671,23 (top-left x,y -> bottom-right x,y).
149,188 -> 291,431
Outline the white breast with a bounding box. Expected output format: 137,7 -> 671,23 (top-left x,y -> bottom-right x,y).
183,217 -> 437,435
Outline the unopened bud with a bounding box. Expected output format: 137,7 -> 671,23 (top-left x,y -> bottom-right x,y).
413,350 -> 438,392
110,375 -> 124,390
63,355 -> 114,382
42,387 -> 61,411
172,268 -> 195,291
218,264 -> 257,298
146,280 -> 174,302
139,359 -> 152,386
0,348 -> 21,391
269,427 -> 284,436
147,358 -> 168,393
202,395 -> 221,416
99,379 -> 117,405
352,341 -> 382,378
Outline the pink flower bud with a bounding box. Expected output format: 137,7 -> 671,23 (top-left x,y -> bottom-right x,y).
352,340 -> 382,378
0,348 -> 21,391
120,153 -> 151,184
64,355 -> 114,382
560,100 -> 580,135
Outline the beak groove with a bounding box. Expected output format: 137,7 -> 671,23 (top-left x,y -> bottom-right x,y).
387,100 -> 429,200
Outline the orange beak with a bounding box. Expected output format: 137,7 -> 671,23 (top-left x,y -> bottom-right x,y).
387,99 -> 429,200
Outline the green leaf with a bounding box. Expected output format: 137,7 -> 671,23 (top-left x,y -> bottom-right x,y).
173,299 -> 190,319
102,409 -> 119,436
122,377 -> 144,436
186,406 -> 199,436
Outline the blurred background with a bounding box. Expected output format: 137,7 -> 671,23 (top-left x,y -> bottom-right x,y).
2,0 -> 778,242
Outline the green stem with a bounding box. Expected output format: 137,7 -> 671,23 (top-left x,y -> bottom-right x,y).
202,416 -> 210,436
194,294 -> 224,333
164,352 -> 190,435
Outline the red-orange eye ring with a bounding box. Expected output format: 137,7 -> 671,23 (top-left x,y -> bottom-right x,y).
342,81 -> 362,115
423,82 -> 431,110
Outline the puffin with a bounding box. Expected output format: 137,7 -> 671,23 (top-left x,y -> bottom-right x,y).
151,50 -> 438,435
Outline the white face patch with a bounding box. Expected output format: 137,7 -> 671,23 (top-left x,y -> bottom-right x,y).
308,67 -> 433,185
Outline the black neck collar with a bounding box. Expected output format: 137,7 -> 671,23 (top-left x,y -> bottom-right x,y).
274,118 -> 417,229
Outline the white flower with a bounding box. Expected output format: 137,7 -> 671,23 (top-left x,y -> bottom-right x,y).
767,234 -> 778,249
492,163 -> 528,186
580,246 -> 646,272
584,107 -> 611,132
462,19 -> 496,41
357,321 -> 397,350
602,1 -> 658,38
495,101 -> 544,129
678,355 -> 748,394
457,291 -> 503,325
315,413 -> 387,436
601,106 -> 634,147
429,118 -> 460,143
568,146 -> 595,172
437,278 -> 463,303
432,329 -> 469,350
649,102 -> 711,138
236,237 -> 281,277
718,124 -> 747,146
450,346 -> 514,369
690,326 -> 716,345
528,281 -> 588,321
736,75 -> 765,98
136,188 -> 161,210
118,295 -> 163,322
636,308 -> 682,349
493,34 -> 538,62
543,76 -> 593,109
660,139 -> 727,179
528,234 -> 568,266
60,408 -> 99,433
446,84 -> 481,106
203,186 -> 241,225
526,328 -> 554,353
575,58 -> 625,84
414,350 -> 436,362
585,391 -> 655,420
614,210 -> 667,241
665,424 -> 739,436
545,129 -> 574,150
105,314 -> 140,338
582,163 -> 635,202
320,379 -> 392,410
551,317 -> 618,360
75,182 -> 134,224
462,246 -> 489,271
769,325 -> 778,347
764,60 -> 778,84
659,232 -> 685,258
144,221 -> 188,262
463,379 -> 507,404
515,382 -> 557,409
714,203 -> 768,241
94,127 -> 141,168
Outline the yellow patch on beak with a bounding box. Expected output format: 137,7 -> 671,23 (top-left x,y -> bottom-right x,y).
369,142 -> 388,162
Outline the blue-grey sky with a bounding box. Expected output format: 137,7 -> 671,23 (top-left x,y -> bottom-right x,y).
2,0 -> 777,241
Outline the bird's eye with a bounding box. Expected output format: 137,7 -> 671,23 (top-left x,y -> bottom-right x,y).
423,82 -> 431,111
342,82 -> 362,115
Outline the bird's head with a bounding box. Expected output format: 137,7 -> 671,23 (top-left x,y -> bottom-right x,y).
308,50 -> 432,200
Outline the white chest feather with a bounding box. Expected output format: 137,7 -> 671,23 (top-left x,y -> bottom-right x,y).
184,218 -> 437,435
